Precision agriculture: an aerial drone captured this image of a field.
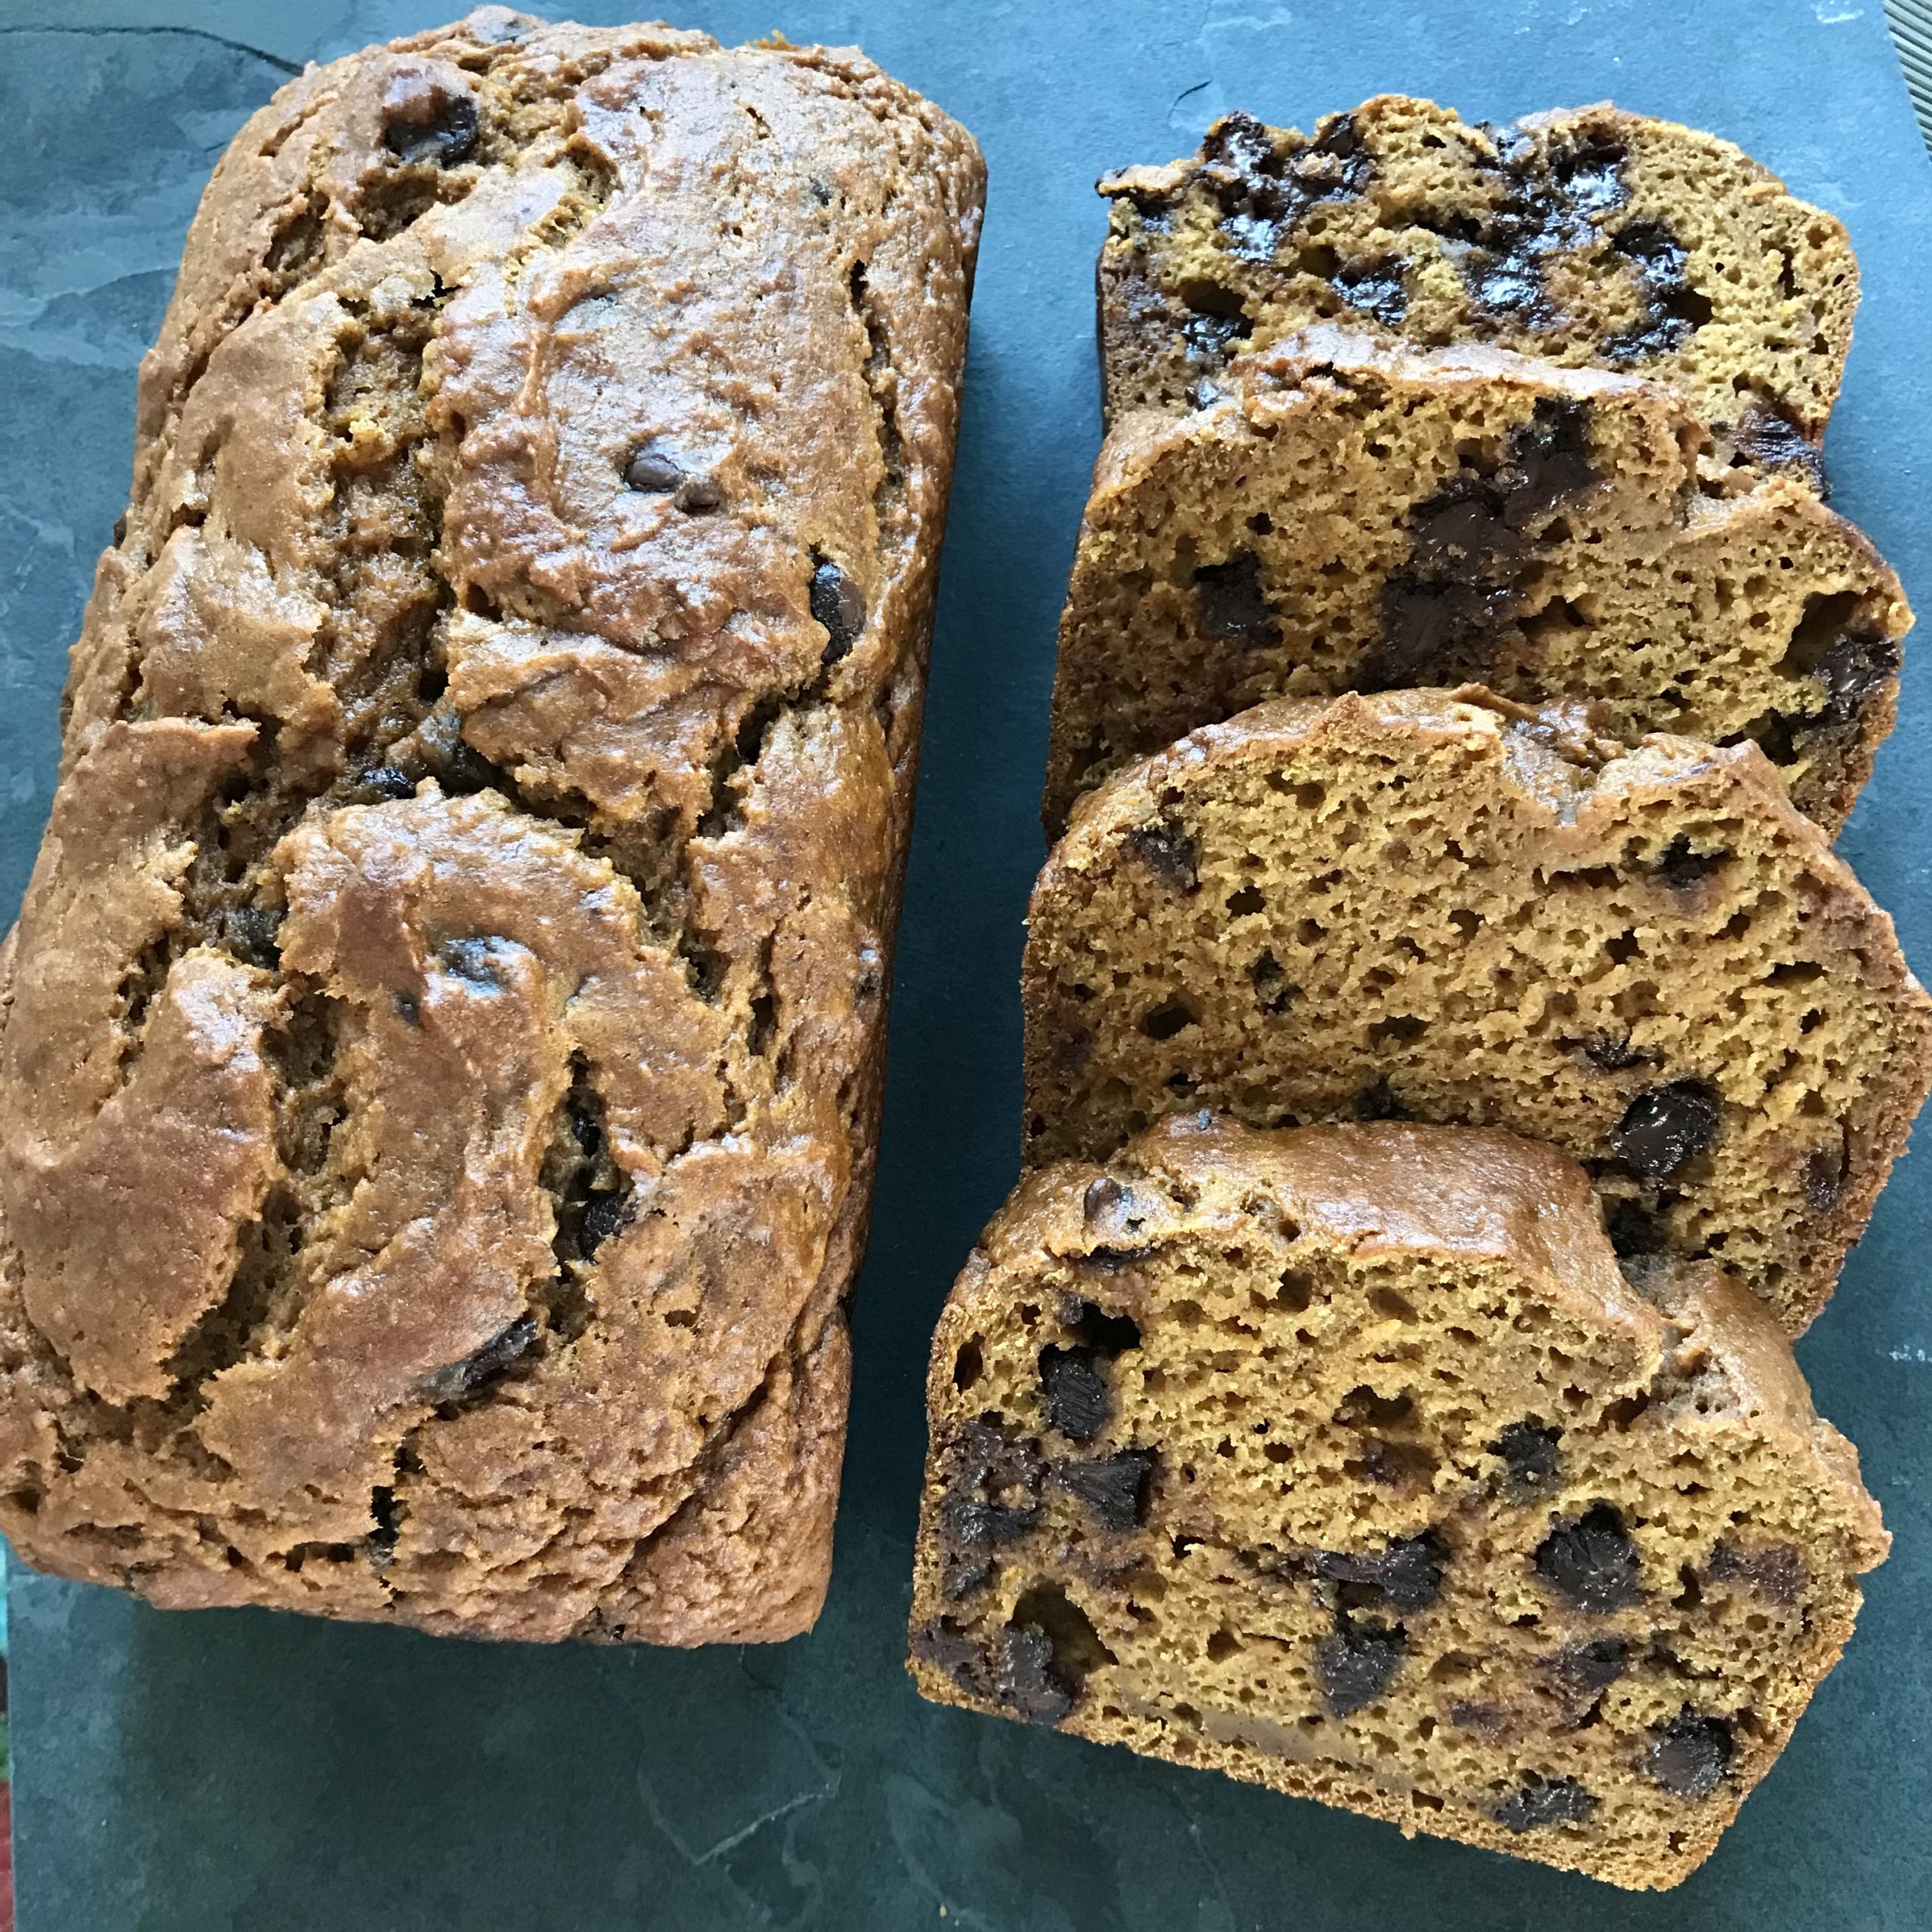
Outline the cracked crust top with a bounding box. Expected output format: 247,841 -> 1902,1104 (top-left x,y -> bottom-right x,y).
0,8 -> 983,1642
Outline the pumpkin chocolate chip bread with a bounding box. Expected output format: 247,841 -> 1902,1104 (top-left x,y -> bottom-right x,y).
1043,330 -> 1909,835
0,9 -> 983,1641
1098,97 -> 1857,458
1023,690 -> 1932,1334
909,1114 -> 1888,1890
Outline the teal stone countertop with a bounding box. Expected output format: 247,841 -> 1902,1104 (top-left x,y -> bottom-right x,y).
3,3 -> 1930,1927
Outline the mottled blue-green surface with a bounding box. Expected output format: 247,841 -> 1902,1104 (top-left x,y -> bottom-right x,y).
4,3 -> 1930,1927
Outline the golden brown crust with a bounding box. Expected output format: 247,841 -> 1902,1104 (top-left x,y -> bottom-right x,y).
0,10 -> 983,1643
909,1118 -> 1886,1889
1043,329 -> 1909,834
1097,95 -> 1858,442
1023,689 -> 1932,1332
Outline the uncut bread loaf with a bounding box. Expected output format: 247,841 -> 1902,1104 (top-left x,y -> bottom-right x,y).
0,9 -> 983,1642
1098,97 -> 1857,457
1023,690 -> 1932,1334
1043,330 -> 1909,835
909,1114 -> 1889,1891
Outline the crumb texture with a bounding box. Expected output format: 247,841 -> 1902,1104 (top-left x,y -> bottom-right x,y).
909,1115 -> 1888,1890
1100,97 -> 1857,443
0,7 -> 983,1641
1044,331 -> 1908,833
1023,691 -> 1932,1334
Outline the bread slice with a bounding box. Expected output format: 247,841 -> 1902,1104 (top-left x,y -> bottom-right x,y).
909,1114 -> 1888,1890
1097,97 -> 1857,450
1023,690 -> 1932,1333
1043,331 -> 1909,835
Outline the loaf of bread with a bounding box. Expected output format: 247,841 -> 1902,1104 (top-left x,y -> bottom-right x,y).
1044,330 -> 1908,834
0,9 -> 983,1641
1098,97 -> 1856,455
1023,689 -> 1932,1334
909,1114 -> 1888,1890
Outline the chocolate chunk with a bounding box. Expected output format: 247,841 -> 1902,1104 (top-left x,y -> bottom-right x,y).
1335,256 -> 1407,326
383,88 -> 479,167
1364,574 -> 1498,689
425,1312 -> 539,1401
810,558 -> 866,663
1498,397 -> 1596,527
1194,552 -> 1279,645
1604,218 -> 1712,360
1081,1244 -> 1158,1274
1054,1449 -> 1155,1531
1611,1079 -> 1721,1178
1314,1532 -> 1446,1613
1810,631 -> 1900,730
1653,836 -> 1730,890
1645,1712 -> 1734,1798
998,1632 -> 1075,1722
1549,1637 -> 1629,1694
1315,1615 -> 1406,1714
1040,1346 -> 1111,1441
1707,1540 -> 1804,1605
1804,1141 -> 1848,1214
1535,1503 -> 1644,1614
911,1617 -> 989,1699
1494,1775 -> 1598,1832
1491,1419 -> 1562,1497
941,1421 -> 1046,1549
1469,254 -> 1545,319
1730,404 -> 1827,494
623,441 -> 685,492
1408,485 -> 1519,570
1123,818 -> 1198,893
943,1556 -> 995,1601
1201,110 -> 1282,195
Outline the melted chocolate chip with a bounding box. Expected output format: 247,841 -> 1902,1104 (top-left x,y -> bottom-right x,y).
1315,1615 -> 1405,1715
1054,1449 -> 1156,1531
1450,1700 -> 1509,1738
368,1487 -> 400,1568
810,558 -> 866,664
1082,1176 -> 1128,1226
1314,1531 -> 1446,1613
1603,218 -> 1712,361
1364,575 -> 1499,688
1580,1033 -> 1649,1072
940,1421 -> 1047,1549
1810,631 -> 1900,730
1550,136 -> 1630,217
1804,1140 -> 1849,1214
1040,1347 -> 1111,1441
577,1192 -> 630,1257
910,1617 -> 989,1698
358,764 -> 417,801
1123,819 -> 1198,893
1182,309 -> 1252,364
1611,1079 -> 1721,1179
623,441 -> 685,492
1081,1244 -> 1159,1274
1707,1540 -> 1804,1605
1730,404 -> 1827,494
996,1587 -> 1109,1723
1194,551 -> 1280,645
943,1557 -> 995,1601
439,937 -> 504,986
383,88 -> 479,167
1605,1198 -> 1666,1260
1491,1420 -> 1562,1497
1535,1503 -> 1644,1614
1653,836 -> 1730,890
1201,110 -> 1282,192
1497,396 -> 1596,527
1645,1712 -> 1734,1798
1494,1775 -> 1598,1832
1549,1636 -> 1629,1694
1335,256 -> 1407,326
225,904 -> 283,969
424,1312 -> 539,1401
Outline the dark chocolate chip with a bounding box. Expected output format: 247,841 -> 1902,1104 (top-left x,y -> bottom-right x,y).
384,89 -> 479,167
940,1421 -> 1046,1549
1201,109 -> 1282,189
1315,1615 -> 1406,1715
1645,1712 -> 1734,1798
368,1485 -> 400,1567
1491,1420 -> 1562,1497
1336,256 -> 1407,326
1580,1032 -> 1648,1072
1535,1503 -> 1644,1614
359,764 -> 417,800
910,1617 -> 989,1698
943,1557 -> 995,1601
226,904 -> 284,968
1054,1449 -> 1155,1531
1707,1540 -> 1804,1605
1251,949 -> 1297,1014
439,937 -> 504,986
1494,1775 -> 1598,1832
1081,1245 -> 1158,1274
1314,1532 -> 1446,1614
1653,836 -> 1730,890
1123,818 -> 1198,893
1469,254 -> 1545,319
1221,213 -> 1280,263
810,558 -> 866,664
1450,1700 -> 1509,1738
995,1586 -> 1110,1724
1082,1177 -> 1128,1226
1550,136 -> 1629,217
1408,486 -> 1520,569
1610,1079 -> 1721,1179
1730,404 -> 1826,494
424,1312 -> 539,1401
392,992 -> 422,1027
1811,631 -> 1900,729
1603,217 -> 1712,361
1194,551 -> 1280,646
623,441 -> 685,492
1604,1198 -> 1666,1259
577,1191 -> 630,1257
674,474 -> 723,513
1353,1080 -> 1407,1122
112,512 -> 128,547
1549,1637 -> 1629,1694
1182,309 -> 1251,363
1804,1141 -> 1848,1214
1040,1346 -> 1111,1441
1498,396 -> 1597,527
1363,574 -> 1498,690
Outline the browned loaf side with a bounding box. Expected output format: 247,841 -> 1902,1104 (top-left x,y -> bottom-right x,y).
1043,330 -> 1909,835
0,8 -> 983,1643
1023,691 -> 1932,1334
909,1115 -> 1888,1890
1098,96 -> 1857,452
